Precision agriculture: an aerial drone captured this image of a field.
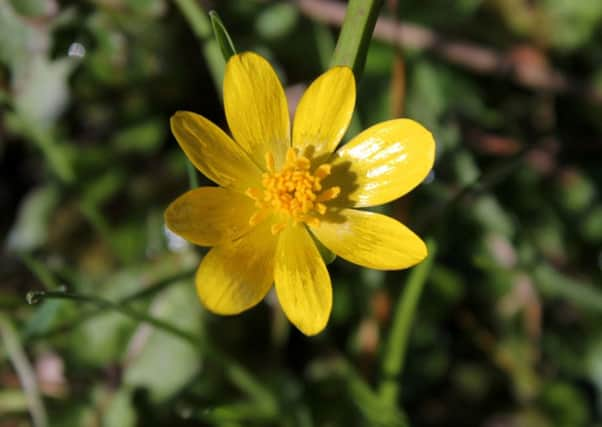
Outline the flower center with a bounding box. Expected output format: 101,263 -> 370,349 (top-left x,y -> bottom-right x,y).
246,147 -> 340,234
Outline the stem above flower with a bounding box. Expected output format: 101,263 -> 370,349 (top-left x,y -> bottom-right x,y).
331,0 -> 384,78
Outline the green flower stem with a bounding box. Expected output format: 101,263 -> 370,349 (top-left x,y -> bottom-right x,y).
379,239 -> 437,404
0,315 -> 48,427
25,289 -> 277,413
313,21 -> 362,138
174,0 -> 225,94
331,0 -> 384,78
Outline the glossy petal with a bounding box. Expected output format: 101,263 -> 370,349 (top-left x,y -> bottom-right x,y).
329,119 -> 435,208
275,225 -> 332,336
224,52 -> 290,168
196,221 -> 277,315
171,111 -> 262,192
165,187 -> 257,247
310,209 -> 427,270
292,67 -> 355,157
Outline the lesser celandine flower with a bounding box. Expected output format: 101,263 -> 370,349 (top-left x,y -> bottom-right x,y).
165,52 -> 435,335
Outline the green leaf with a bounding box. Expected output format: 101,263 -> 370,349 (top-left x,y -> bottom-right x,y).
5,185 -> 60,252
70,309 -> 136,366
101,388 -> 137,427
22,299 -> 69,338
209,10 -> 237,61
123,282 -> 203,402
68,271 -> 146,365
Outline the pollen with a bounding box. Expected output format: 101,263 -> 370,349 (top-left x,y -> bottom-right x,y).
246,147 -> 340,234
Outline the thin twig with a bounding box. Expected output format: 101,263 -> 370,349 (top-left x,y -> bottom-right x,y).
24,269 -> 195,341
26,290 -> 199,342
294,0 -> 602,103
0,316 -> 48,427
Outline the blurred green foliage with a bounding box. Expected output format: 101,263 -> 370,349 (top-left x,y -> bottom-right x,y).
1,0 -> 601,426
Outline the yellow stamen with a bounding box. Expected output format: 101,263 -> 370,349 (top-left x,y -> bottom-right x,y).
304,216 -> 321,228
246,187 -> 262,201
286,147 -> 296,164
314,164 -> 331,179
271,222 -> 287,235
316,186 -> 341,202
245,148 -> 341,229
249,209 -> 270,227
265,152 -> 275,173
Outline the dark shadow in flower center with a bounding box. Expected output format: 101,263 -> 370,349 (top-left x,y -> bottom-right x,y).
300,145 -> 359,225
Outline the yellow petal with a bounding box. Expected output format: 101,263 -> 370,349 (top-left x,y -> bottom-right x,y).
165,187 -> 257,247
274,224 -> 332,336
196,221 -> 277,315
292,66 -> 355,157
170,111 -> 262,192
329,119 -> 435,207
224,52 -> 290,168
310,209 -> 427,270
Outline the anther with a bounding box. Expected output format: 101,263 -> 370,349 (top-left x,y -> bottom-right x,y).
286,147 -> 297,164
316,186 -> 341,202
265,152 -> 275,172
246,150 -> 340,229
314,164 -> 332,179
296,157 -> 310,169
246,188 -> 262,201
249,209 -> 270,226
271,222 -> 287,235
305,216 -> 321,228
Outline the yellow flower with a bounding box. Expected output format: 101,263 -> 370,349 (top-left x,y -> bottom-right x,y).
165,52 -> 435,336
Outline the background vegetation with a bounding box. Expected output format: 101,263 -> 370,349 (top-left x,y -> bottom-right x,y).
1,0 -> 602,426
